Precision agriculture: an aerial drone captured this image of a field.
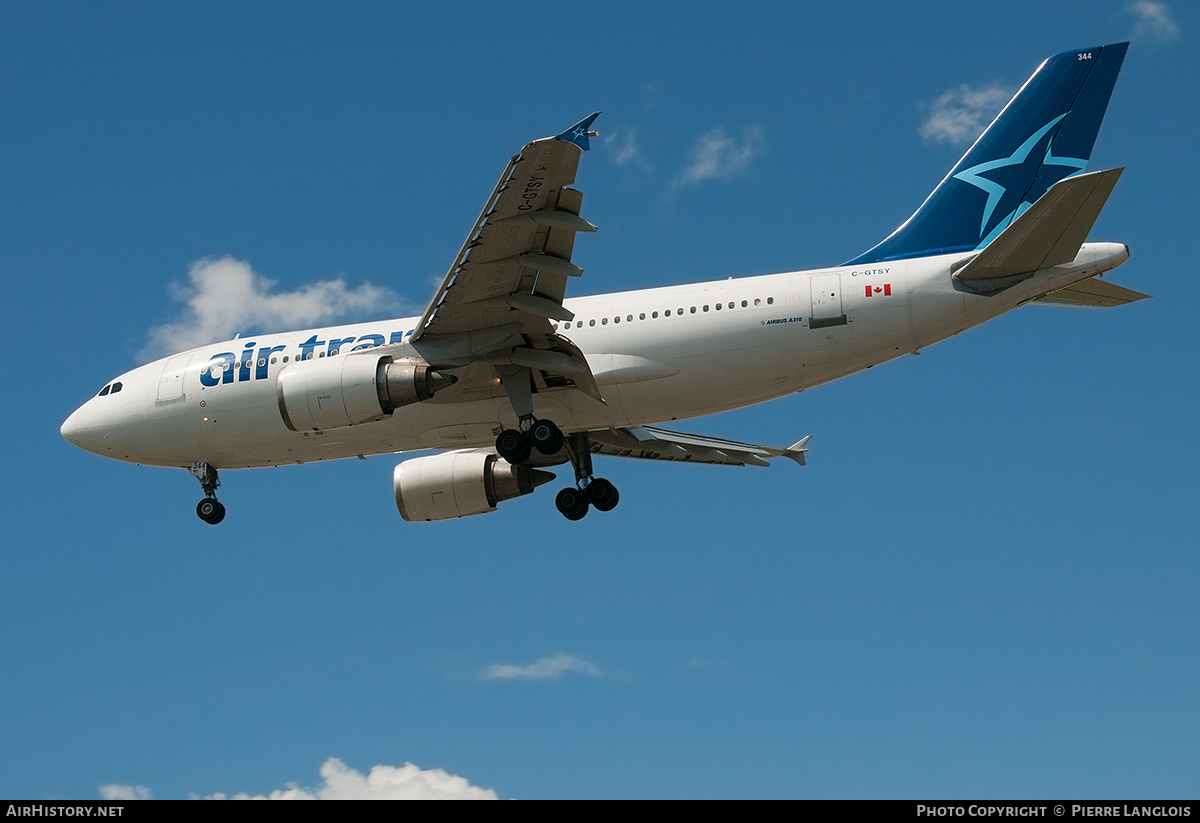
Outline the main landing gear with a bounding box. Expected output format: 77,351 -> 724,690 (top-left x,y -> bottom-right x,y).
494,365 -> 566,463
554,476 -> 619,521
495,418 -> 565,464
554,431 -> 619,521
496,424 -> 619,521
493,366 -> 618,521
190,462 -> 226,525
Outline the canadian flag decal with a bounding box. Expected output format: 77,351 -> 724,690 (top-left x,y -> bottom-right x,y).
865,284 -> 892,297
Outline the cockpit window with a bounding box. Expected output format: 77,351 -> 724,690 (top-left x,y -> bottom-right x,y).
98,385 -> 110,397
110,382 -> 122,394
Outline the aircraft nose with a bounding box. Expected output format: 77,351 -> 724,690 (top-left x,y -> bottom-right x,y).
61,406 -> 86,445
60,400 -> 113,455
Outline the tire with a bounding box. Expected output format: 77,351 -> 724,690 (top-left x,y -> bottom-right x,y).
496,429 -> 531,464
528,419 -> 564,454
197,498 -> 223,524
555,487 -> 589,521
586,478 -> 619,512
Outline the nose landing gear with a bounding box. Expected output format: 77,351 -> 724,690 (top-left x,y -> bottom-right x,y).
189,462 -> 225,525
196,497 -> 226,525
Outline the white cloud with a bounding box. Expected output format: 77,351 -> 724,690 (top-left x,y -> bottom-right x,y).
1129,1 -> 1180,40
208,758 -> 497,800
99,783 -> 152,800
483,653 -> 600,681
97,758 -> 497,800
673,126 -> 763,188
604,127 -> 647,168
142,256 -> 403,359
920,83 -> 1015,146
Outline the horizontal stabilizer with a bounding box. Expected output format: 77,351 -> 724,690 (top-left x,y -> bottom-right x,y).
955,167 -> 1123,287
1036,276 -> 1149,307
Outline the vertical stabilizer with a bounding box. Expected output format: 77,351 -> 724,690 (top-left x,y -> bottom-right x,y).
846,43 -> 1128,265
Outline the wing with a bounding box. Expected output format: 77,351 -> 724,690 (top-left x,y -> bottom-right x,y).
590,426 -> 811,467
407,113 -> 604,400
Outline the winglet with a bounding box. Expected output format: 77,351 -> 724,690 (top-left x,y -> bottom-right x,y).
782,435 -> 812,466
556,112 -> 601,151
787,435 -> 812,452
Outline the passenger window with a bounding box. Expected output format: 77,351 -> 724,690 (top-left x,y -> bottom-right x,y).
754,298 -> 761,306
741,300 -> 748,307
728,302 -> 734,309
767,297 -> 774,305
257,358 -> 266,367
703,305 -> 709,312
589,319 -> 596,327
602,317 -> 608,325
690,306 -> 696,314
715,303 -> 722,310
613,316 -> 619,324
652,311 -> 658,318
330,350 -> 339,356
665,310 -> 671,317
627,315 -> 633,322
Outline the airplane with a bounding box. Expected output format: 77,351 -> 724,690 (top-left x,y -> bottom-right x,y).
61,42 -> 1145,524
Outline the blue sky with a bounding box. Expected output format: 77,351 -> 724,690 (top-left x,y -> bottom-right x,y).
3,0 -> 1198,799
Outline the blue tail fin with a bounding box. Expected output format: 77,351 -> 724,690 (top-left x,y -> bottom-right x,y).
846,43 -> 1128,266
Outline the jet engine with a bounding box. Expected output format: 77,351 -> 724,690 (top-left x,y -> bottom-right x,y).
276,355 -> 456,432
394,452 -> 555,521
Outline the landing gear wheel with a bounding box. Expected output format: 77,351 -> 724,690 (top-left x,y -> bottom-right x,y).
555,487 -> 589,521
528,419 -> 564,454
586,478 -> 620,512
496,429 -> 531,464
196,498 -> 226,525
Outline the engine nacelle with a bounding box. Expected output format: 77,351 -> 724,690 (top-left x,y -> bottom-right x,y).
276,355 -> 455,432
394,452 -> 555,522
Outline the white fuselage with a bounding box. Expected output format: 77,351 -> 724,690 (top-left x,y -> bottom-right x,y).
61,243 -> 1129,470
